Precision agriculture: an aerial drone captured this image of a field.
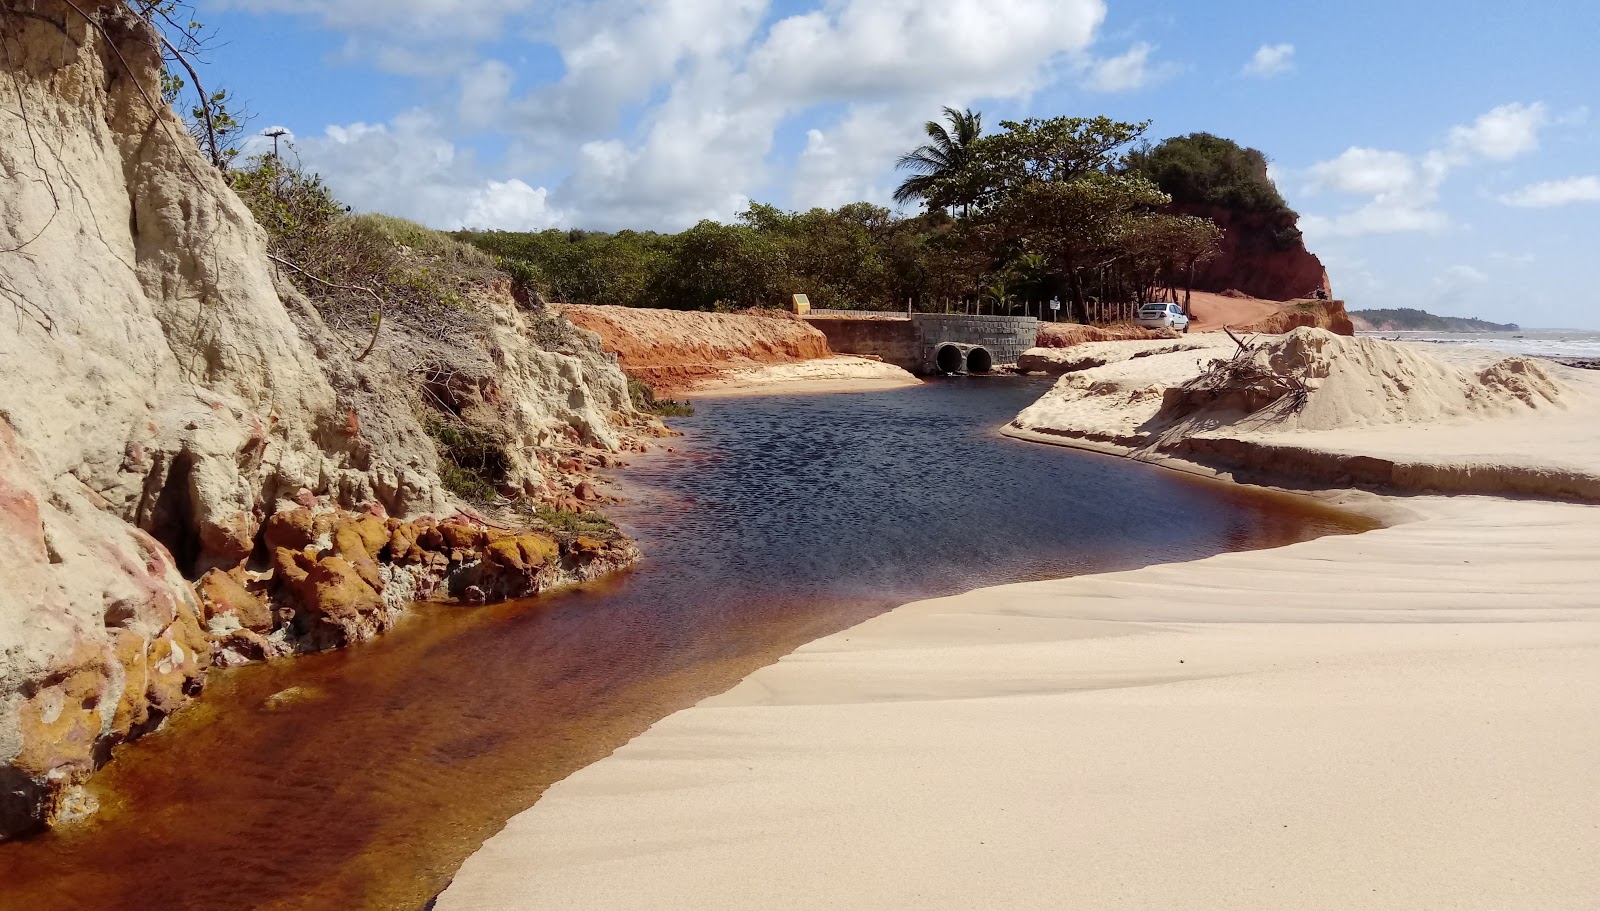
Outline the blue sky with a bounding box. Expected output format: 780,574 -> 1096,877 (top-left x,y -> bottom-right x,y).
196,0 -> 1599,328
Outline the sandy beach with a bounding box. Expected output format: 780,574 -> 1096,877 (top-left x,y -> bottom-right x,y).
438,331 -> 1600,910
681,355 -> 923,398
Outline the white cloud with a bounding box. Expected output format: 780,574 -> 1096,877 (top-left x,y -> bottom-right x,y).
551,0 -> 1108,228
229,0 -> 1117,230
214,0 -> 539,43
1305,148 -> 1418,196
1084,42 -> 1174,93
1439,264 -> 1489,287
288,111 -> 564,230
1301,204 -> 1449,239
1299,100 -> 1554,240
1490,251 -> 1537,266
746,0 -> 1105,103
790,105 -> 928,210
1499,175 -> 1600,208
516,0 -> 769,140
459,60 -> 515,129
1444,101 -> 1548,161
1243,43 -> 1294,77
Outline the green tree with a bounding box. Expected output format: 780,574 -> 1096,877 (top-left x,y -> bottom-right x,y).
894,107 -> 984,214
1123,132 -> 1294,218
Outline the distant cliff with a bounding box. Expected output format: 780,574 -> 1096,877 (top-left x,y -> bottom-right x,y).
1351,308 -> 1520,333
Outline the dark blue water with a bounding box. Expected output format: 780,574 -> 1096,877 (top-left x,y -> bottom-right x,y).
0,378 -> 1368,911
614,376 -> 1355,622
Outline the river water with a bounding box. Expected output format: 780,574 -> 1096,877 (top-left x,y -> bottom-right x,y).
0,377 -> 1371,911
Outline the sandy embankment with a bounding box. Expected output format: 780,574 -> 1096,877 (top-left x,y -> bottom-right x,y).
439,330 -> 1600,911
1032,292 -> 1353,353
559,304 -> 921,397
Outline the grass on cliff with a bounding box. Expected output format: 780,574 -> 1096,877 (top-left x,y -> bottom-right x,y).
231,155 -> 502,335
534,505 -> 617,540
628,378 -> 694,418
426,420 -> 512,503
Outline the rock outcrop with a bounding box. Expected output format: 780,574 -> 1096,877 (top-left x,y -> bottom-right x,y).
0,2 -> 641,837
1234,299 -> 1355,337
1176,204 -> 1333,302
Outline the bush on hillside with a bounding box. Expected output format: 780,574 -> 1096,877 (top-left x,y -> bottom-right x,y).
1124,133 -> 1296,219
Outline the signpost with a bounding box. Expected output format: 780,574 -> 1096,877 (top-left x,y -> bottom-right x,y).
1048,297 -> 1061,322
791,293 -> 811,315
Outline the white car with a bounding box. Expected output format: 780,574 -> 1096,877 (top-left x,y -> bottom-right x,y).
1135,302 -> 1190,332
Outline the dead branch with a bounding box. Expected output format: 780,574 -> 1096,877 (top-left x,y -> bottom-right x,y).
267,253 -> 384,362
149,25 -> 221,168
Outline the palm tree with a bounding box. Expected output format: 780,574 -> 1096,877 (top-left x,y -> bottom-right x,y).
894,107 -> 982,214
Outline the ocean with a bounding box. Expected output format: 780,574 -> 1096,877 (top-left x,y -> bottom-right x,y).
1357,328 -> 1600,361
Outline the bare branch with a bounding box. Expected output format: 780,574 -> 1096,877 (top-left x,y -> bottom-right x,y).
267,253 -> 385,362
150,25 -> 221,167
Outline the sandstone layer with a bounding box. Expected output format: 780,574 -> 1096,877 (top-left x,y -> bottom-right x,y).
559,305 -> 833,391
1177,203 -> 1333,302
0,2 -> 642,836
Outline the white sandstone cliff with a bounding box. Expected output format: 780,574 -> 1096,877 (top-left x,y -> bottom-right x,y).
0,1 -> 636,836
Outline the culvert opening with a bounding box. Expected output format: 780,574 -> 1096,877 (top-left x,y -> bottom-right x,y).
936,344 -> 966,374
966,347 -> 993,373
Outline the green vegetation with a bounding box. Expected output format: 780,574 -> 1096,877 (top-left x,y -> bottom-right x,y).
230,154 -> 516,341
456,113 -> 1274,321
1124,133 -> 1295,218
1353,308 -> 1520,332
426,421 -> 512,503
535,505 -> 618,540
628,378 -> 694,418
893,107 -> 984,213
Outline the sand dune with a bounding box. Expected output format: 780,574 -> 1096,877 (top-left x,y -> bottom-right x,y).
439,331 -> 1600,911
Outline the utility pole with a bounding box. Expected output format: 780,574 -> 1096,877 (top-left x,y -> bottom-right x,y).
264,127 -> 289,159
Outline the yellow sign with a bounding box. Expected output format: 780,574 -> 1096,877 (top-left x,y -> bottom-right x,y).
791,293 -> 811,315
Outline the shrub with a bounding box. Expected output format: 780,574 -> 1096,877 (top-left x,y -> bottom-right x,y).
628,378 -> 694,417
534,505 -> 618,540
427,420 -> 511,502
1125,133 -> 1296,219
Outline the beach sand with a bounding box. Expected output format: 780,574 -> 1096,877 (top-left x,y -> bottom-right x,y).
681,355 -> 922,398
438,331 -> 1600,911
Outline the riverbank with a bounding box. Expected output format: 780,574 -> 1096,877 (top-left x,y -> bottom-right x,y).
438,330 -> 1600,910
681,356 -> 923,398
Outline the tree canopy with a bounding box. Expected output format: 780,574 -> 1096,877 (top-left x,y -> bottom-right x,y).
450,114 -> 1291,322
1123,132 -> 1295,218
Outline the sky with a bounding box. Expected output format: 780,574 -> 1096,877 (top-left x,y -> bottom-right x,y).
194,0 -> 1599,328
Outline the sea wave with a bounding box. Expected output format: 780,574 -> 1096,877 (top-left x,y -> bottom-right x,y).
1357,329 -> 1600,359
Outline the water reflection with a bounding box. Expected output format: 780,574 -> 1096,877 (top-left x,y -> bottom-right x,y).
0,377 -> 1370,911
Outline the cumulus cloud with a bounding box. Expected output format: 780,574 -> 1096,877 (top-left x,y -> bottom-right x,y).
226,0 -> 1120,230
1499,175 -> 1600,208
1305,148 -> 1418,196
1243,43 -> 1294,77
1083,42 -> 1175,93
1439,264 -> 1489,287
1444,102 -> 1548,161
285,111 -> 564,230
746,0 -> 1105,104
790,105 -> 930,210
1299,101 -> 1554,239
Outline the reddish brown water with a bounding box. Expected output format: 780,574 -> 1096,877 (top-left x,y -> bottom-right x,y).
0,378 -> 1373,911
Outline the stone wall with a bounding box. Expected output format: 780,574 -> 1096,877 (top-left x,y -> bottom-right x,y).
802,316 -> 921,371
802,313 -> 1039,374
912,315 -> 1039,371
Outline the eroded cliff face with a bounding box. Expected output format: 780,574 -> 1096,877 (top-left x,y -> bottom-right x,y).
560,305 -> 833,391
1176,204 -> 1333,303
0,1 -> 641,837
